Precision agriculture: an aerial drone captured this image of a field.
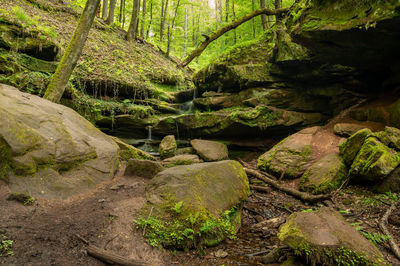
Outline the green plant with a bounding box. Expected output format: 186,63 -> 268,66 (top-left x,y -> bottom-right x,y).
361,232 -> 390,246
301,208 -> 314,213
0,235 -> 14,257
172,201 -> 183,214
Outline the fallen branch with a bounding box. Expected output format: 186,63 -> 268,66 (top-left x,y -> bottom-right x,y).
379,199 -> 400,260
178,7 -> 289,67
75,234 -> 148,265
246,168 -> 331,203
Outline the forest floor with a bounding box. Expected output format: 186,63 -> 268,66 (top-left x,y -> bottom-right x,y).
1,152 -> 399,265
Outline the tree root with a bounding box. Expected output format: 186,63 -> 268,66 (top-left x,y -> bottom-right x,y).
245,168 -> 331,203
379,199 -> 400,260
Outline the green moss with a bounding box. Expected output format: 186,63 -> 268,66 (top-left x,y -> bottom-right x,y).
0,137 -> 11,182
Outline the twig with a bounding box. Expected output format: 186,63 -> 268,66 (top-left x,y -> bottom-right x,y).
104,233 -> 120,250
379,199 -> 400,260
75,234 -> 89,245
246,168 -> 331,203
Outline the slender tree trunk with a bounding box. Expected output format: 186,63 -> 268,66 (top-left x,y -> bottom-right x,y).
105,0 -> 116,24
126,0 -> 140,41
225,0 -> 229,22
140,0 -> 146,38
44,0 -> 101,103
252,0 -> 255,38
167,11 -> 171,56
102,0 -> 108,19
192,6 -> 195,47
119,0 -> 123,22
122,0 -> 126,28
167,0 -> 180,56
232,0 -> 236,44
184,6 -> 188,55
260,0 -> 267,29
146,0 -> 152,38
179,7 -> 288,67
215,0 -> 218,30
160,0 -> 169,42
219,0 -> 223,23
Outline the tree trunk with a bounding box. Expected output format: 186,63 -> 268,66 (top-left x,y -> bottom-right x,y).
192,6 -> 195,47
232,0 -> 236,44
260,0 -> 267,29
160,0 -> 169,42
146,0 -> 152,38
225,0 -> 229,22
126,0 -> 140,41
140,0 -> 146,38
178,7 -> 288,67
44,0 -> 101,103
252,0 -> 256,38
167,0 -> 180,56
184,6 -> 188,55
105,0 -> 116,24
166,10 -> 171,56
122,0 -> 126,28
102,0 -> 108,19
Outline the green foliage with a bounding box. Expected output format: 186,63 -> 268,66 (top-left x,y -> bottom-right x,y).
134,206 -> 239,249
0,235 -> 14,257
351,222 -> 391,246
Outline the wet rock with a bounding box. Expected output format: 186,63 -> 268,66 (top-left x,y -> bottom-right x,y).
162,154 -> 202,167
144,160 -> 249,248
278,207 -> 387,265
191,139 -> 228,162
349,137 -> 400,183
0,84 -> 119,199
111,137 -> 155,161
158,135 -> 177,159
257,127 -> 319,179
124,159 -> 164,179
299,153 -> 348,194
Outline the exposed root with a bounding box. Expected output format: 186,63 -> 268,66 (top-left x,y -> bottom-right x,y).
379,199 -> 400,260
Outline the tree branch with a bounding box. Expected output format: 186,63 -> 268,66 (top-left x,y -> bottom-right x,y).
178,7 -> 289,67
379,199 -> 400,260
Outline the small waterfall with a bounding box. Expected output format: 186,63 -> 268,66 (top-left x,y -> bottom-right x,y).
175,120 -> 180,140
147,126 -> 152,140
178,88 -> 198,114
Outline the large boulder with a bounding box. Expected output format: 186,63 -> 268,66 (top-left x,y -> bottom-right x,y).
141,160 -> 249,248
278,207 -> 387,265
257,127 -> 319,179
190,139 -> 229,162
158,135 -> 177,159
299,153 -> 347,194
333,122 -> 384,138
373,167 -> 400,193
0,84 -> 119,198
349,137 -> 400,183
339,128 -> 373,166
376,126 -> 400,151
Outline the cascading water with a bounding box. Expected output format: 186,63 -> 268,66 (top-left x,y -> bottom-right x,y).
178,88 -> 197,114
147,125 -> 152,140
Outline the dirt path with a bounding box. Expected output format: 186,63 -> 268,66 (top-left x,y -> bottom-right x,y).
0,165 -> 169,265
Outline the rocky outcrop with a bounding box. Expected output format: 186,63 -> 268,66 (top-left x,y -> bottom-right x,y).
299,153 -> 347,194
0,84 -> 119,199
257,127 -> 319,179
190,139 -> 229,162
279,207 -> 388,265
159,135 -> 177,159
142,160 -> 249,248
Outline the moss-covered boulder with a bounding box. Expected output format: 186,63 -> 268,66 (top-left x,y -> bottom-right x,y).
278,207 -> 388,265
124,159 -> 164,179
257,127 -> 319,179
349,137 -> 400,183
0,84 -> 119,198
191,139 -> 228,162
339,128 -> 374,166
112,137 -> 155,161
299,153 -> 347,194
376,126 -> 400,151
162,154 -> 202,167
334,122 -> 384,138
140,160 -> 249,248
373,167 -> 400,193
159,135 -> 177,159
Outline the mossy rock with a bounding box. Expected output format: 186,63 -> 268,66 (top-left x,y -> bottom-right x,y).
112,136 -> 155,161
299,153 -> 348,194
124,159 -> 164,179
141,160 -> 249,249
339,128 -> 374,166
376,126 -> 400,151
190,139 -> 229,162
257,127 -> 319,179
349,137 -> 400,183
159,135 -> 177,159
278,207 -> 388,265
162,154 -> 202,167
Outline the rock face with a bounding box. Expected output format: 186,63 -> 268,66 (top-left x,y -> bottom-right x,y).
143,160 -> 249,248
158,135 -> 177,159
162,154 -> 202,167
279,207 -> 387,265
190,139 -> 229,162
257,127 -> 319,179
299,153 -> 347,194
124,159 -> 164,179
0,84 -> 119,198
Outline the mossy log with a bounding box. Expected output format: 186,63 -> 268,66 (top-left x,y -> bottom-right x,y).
44,0 -> 101,103
178,7 -> 289,68
245,168 -> 331,203
87,245 -> 148,266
